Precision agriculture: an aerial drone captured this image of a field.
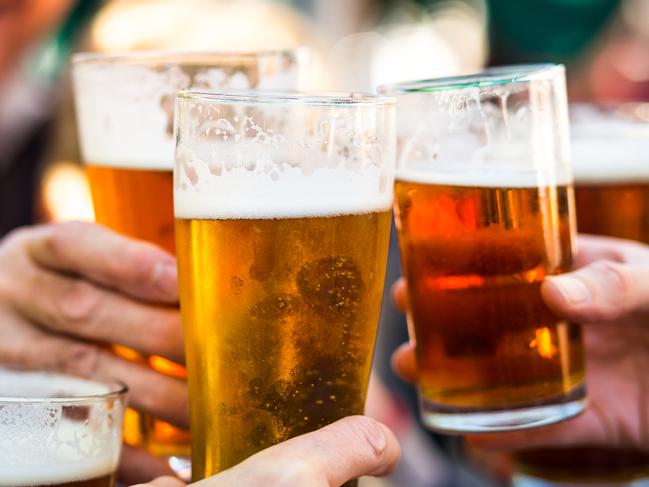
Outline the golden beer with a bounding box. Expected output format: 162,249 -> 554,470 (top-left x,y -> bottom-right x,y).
394,179 -> 585,424
176,210 -> 392,479
173,90 -> 395,484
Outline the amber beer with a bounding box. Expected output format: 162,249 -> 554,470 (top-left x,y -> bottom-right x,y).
176,210 -> 391,477
394,177 -> 585,426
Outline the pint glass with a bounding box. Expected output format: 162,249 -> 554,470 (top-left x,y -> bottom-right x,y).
173,91 -> 395,482
0,368 -> 126,487
513,103 -> 649,486
71,49 -> 306,466
380,64 -> 586,433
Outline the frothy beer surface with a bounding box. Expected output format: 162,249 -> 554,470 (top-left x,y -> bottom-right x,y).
0,370 -> 119,486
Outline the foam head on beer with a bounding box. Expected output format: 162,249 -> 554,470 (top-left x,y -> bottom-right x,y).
0,369 -> 125,487
570,103 -> 649,183
174,91 -> 396,219
72,50 -> 307,170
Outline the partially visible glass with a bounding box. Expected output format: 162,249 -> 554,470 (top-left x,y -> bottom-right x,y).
174,91 -> 395,484
0,368 -> 127,487
513,103 -> 649,486
380,64 -> 586,433
71,48 -> 307,472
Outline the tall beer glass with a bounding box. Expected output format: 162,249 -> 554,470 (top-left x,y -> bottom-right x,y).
380,64 -> 586,433
173,91 -> 395,482
72,49 -> 306,469
513,103 -> 649,486
0,368 -> 126,487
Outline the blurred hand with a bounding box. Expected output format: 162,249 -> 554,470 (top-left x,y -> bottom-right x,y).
391,235 -> 649,452
0,222 -> 187,482
133,416 -> 400,487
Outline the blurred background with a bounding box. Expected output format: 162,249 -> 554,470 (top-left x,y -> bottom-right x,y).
2,0 -> 649,485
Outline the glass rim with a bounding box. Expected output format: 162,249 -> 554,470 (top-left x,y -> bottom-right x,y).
72,47 -> 307,66
379,63 -> 564,93
0,367 -> 128,404
177,89 -> 395,107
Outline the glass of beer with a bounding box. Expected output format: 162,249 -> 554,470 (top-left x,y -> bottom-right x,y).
71,49 -> 306,473
0,367 -> 126,487
513,103 -> 649,486
173,91 -> 395,482
380,64 -> 586,433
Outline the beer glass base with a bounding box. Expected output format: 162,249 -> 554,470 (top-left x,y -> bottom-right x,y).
420,393 -> 586,433
169,456 -> 192,482
513,473 -> 649,487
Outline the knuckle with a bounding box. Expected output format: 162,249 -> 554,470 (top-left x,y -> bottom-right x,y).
47,222 -> 84,257
57,342 -> 102,376
344,415 -> 386,459
58,279 -> 101,324
589,261 -> 630,320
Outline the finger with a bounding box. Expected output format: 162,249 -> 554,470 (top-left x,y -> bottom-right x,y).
12,266 -> 184,362
391,342 -> 416,383
542,260 -> 649,323
119,445 -> 177,485
19,335 -> 189,429
574,234 -> 648,268
391,278 -> 408,312
206,416 -> 400,486
131,478 -> 185,487
26,222 -> 178,303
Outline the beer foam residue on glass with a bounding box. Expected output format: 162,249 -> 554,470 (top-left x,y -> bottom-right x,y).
73,60 -> 301,170
570,105 -> 649,183
0,370 -> 120,486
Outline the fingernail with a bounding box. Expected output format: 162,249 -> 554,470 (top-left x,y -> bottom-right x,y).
153,261 -> 178,298
548,275 -> 591,305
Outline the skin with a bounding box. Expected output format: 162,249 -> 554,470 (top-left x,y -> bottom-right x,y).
391,234 -> 649,452
134,416 -> 400,487
0,222 -> 186,483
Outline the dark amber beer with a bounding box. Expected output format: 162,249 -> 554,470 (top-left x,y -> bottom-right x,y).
0,369 -> 126,487
173,91 -> 395,482
72,50 -> 305,466
394,179 -> 584,421
381,64 -> 586,432
513,104 -> 649,486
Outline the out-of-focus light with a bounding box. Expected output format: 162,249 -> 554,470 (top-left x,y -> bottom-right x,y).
42,162 -> 94,222
91,0 -> 311,51
324,0 -> 487,91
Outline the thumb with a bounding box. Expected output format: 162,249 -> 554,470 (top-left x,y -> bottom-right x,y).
199,416 -> 400,486
542,260 -> 649,323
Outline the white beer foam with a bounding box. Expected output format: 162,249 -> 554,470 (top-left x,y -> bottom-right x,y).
175,165 -> 393,219
73,58 -> 302,170
0,371 -> 121,486
571,138 -> 649,183
395,166 -> 573,188
0,424 -> 116,486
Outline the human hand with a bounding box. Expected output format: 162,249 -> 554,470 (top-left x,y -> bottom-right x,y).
0,222 -> 187,482
392,234 -> 649,451
134,415 -> 400,487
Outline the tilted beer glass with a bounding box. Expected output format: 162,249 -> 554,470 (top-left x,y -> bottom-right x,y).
381,64 -> 586,433
173,91 -> 395,483
72,49 -> 306,470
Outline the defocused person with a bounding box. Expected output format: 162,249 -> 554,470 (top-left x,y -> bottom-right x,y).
0,0 -> 99,234
0,221 -> 186,483
392,234 -> 649,452
134,416 -> 400,487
